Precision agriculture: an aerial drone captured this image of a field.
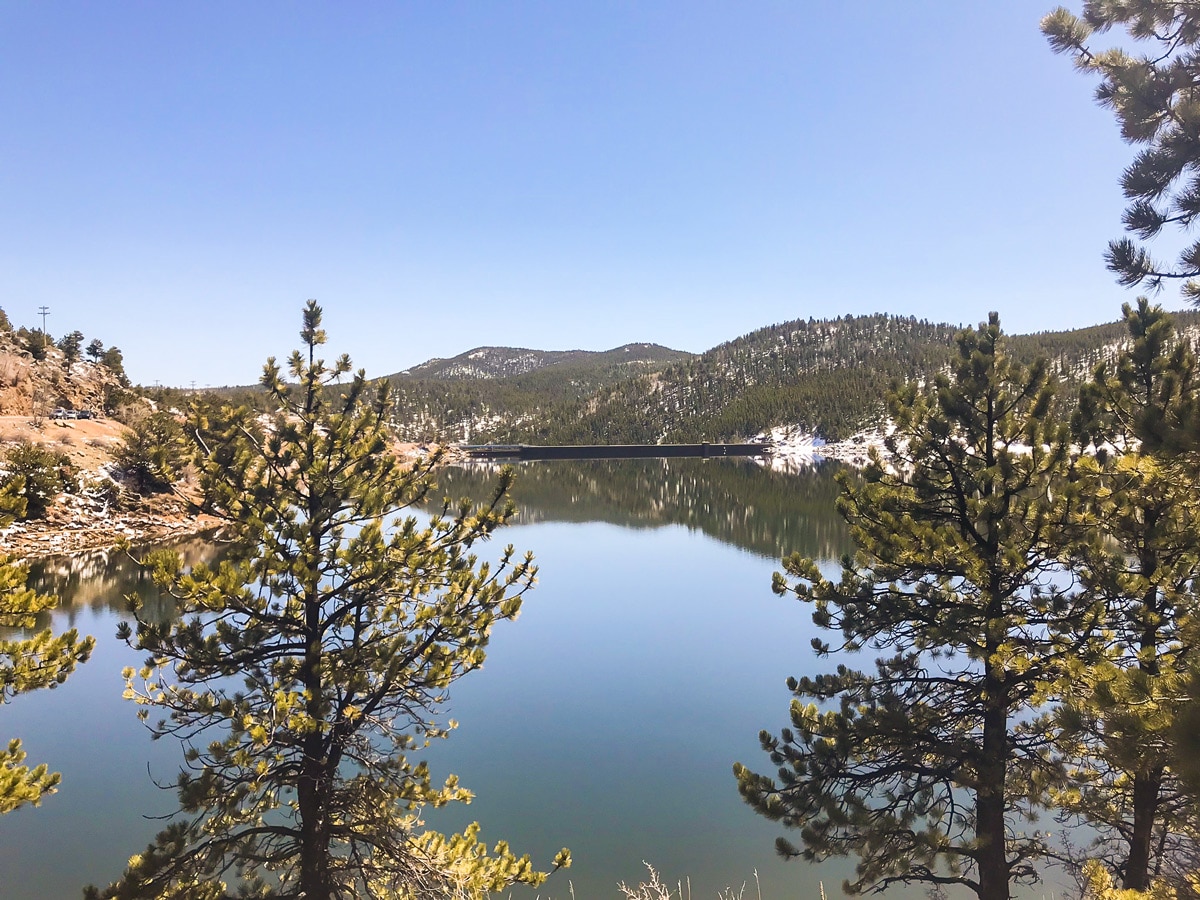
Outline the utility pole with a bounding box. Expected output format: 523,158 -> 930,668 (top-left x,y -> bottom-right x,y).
34,306 -> 50,424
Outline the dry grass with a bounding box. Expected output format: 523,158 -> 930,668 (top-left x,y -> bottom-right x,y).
612,863 -> 766,900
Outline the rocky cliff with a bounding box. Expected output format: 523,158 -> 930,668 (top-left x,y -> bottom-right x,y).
0,335 -> 121,416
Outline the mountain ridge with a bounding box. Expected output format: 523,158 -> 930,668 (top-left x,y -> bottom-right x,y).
192,307 -> 1200,446
394,342 -> 691,381
384,308 -> 1200,445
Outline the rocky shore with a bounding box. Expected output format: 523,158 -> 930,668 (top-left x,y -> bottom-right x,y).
0,489 -> 218,559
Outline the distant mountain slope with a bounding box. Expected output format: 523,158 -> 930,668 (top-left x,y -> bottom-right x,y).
1009,312 -> 1200,375
384,308 -> 1200,445
397,343 -> 689,381
554,314 -> 963,443
203,307 -> 1200,445
385,343 -> 694,442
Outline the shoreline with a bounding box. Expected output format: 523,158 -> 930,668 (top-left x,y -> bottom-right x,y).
0,489 -> 220,561
1,504 -> 222,561
2,512 -> 219,560
0,437 -> 441,562
0,433 -> 876,561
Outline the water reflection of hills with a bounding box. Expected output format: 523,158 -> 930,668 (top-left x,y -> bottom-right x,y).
14,460 -> 851,626
23,537 -> 223,625
430,458 -> 853,562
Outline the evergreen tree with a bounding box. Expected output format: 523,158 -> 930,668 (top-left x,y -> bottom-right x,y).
734,315 -> 1095,900
58,330 -> 84,367
89,302 -> 567,900
1043,3 -> 1200,302
0,443 -> 77,520
0,480 -> 93,812
101,345 -> 129,386
112,410 -> 185,494
86,338 -> 104,361
17,327 -> 47,361
1056,300 -> 1200,891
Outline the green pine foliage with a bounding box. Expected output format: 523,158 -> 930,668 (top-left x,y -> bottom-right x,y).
100,346 -> 129,387
1054,301 -> 1200,891
112,410 -> 185,494
1043,2 -> 1200,302
15,327 -> 49,361
0,483 -> 94,813
735,315 -> 1099,900
0,442 -> 77,520
57,330 -> 84,367
89,302 -> 567,900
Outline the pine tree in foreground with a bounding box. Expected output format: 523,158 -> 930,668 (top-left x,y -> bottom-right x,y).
1054,300 -> 1200,892
735,315 -> 1098,900
89,302 -> 567,900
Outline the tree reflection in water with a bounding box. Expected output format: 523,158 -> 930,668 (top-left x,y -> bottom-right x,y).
428,457 -> 854,563
20,535 -> 224,631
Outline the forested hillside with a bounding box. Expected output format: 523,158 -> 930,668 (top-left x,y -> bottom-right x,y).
0,310 -> 129,416
384,343 -> 693,442
382,310 -> 1200,444
397,343 -> 688,380
554,315 -> 962,443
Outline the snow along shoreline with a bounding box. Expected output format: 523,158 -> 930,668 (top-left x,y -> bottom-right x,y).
754,424 -> 890,472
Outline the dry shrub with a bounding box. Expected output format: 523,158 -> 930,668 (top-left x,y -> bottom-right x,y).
618,863 -> 764,900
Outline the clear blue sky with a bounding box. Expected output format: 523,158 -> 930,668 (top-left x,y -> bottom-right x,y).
0,2 -> 1172,387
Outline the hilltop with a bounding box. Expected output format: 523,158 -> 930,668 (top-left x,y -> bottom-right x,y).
384,342 -> 694,442
380,309 -> 1200,445
0,315 -> 215,557
396,343 -> 689,380
0,326 -> 126,417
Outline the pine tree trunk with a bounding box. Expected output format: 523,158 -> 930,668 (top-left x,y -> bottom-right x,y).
1125,581 -> 1163,890
977,698 -> 1010,900
1124,767 -> 1164,889
977,612 -> 1010,900
299,551 -> 332,900
299,736 -> 333,900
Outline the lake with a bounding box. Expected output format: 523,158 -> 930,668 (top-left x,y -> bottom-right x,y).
0,457 -> 932,899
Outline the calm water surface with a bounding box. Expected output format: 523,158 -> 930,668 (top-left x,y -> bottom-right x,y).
0,458 -> 934,899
